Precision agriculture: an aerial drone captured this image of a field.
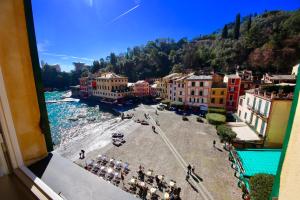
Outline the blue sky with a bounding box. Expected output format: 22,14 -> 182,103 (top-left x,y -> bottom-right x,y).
32,0 -> 299,71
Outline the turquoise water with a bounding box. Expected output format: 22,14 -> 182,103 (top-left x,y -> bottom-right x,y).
237,149 -> 281,177
45,91 -> 116,147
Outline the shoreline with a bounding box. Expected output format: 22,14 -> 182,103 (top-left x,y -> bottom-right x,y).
54,107 -> 138,162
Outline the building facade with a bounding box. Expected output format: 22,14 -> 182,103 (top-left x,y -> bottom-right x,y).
92,73 -> 130,101
224,74 -> 241,111
133,80 -> 149,97
210,83 -> 227,108
79,76 -> 89,98
162,73 -> 182,99
185,75 -> 212,109
237,89 -> 293,147
238,70 -> 253,96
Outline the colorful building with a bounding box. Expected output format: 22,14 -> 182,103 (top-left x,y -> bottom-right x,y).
185,75 -> 212,110
166,73 -> 184,101
92,72 -> 130,101
237,88 -> 293,147
224,74 -> 241,111
237,70 -> 254,96
271,66 -> 300,200
210,83 -> 227,108
133,80 -> 150,97
79,76 -> 89,98
162,73 -> 182,99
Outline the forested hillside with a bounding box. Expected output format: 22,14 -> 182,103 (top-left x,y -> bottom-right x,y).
41,10 -> 300,88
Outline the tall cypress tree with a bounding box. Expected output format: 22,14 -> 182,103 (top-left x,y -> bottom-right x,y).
234,13 -> 241,39
247,15 -> 252,32
222,25 -> 228,39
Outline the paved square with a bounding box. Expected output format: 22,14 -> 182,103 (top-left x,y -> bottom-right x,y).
78,104 -> 242,200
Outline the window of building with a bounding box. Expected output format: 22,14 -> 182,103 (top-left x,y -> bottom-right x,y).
239,99 -> 243,106
179,91 -> 182,95
212,90 -> 215,95
247,97 -> 250,105
211,98 -> 215,103
191,82 -> 195,87
189,98 -> 191,102
179,98 -> 182,102
229,94 -> 234,101
201,98 -> 204,103
219,98 -> 224,104
191,90 -> 195,95
221,91 -> 224,95
199,90 -> 203,96
244,112 -> 247,119
230,87 -> 234,92
231,79 -> 235,84
200,82 -> 203,87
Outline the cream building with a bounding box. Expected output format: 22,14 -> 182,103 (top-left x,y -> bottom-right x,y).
237,88 -> 293,147
92,72 -> 130,101
185,75 -> 212,109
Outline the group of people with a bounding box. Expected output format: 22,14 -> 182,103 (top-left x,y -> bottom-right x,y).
186,164 -> 195,180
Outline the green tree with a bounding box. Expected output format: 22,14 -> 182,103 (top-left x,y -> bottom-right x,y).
91,60 -> 101,73
234,13 -> 241,39
222,25 -> 228,39
250,174 -> 274,200
247,15 -> 252,31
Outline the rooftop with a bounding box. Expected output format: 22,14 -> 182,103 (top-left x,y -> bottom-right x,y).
162,73 -> 182,80
135,80 -> 148,84
97,72 -> 126,79
186,75 -> 212,80
265,74 -> 296,80
246,86 -> 294,100
227,122 -> 261,141
225,74 -> 240,79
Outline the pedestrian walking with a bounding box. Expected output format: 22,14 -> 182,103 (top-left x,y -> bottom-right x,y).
187,164 -> 191,175
121,171 -> 125,186
213,140 -> 216,148
185,172 -> 190,181
191,165 -> 195,174
81,149 -> 85,159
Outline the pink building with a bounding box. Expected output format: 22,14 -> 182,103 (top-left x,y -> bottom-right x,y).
133,80 -> 150,97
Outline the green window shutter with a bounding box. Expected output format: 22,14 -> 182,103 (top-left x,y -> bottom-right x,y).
255,116 -> 259,130
260,121 -> 265,135
253,97 -> 256,109
264,101 -> 269,116
258,99 -> 262,112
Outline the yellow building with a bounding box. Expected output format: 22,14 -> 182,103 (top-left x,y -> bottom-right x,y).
93,72 -> 131,101
271,67 -> 300,200
209,84 -> 227,108
265,100 -> 292,147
